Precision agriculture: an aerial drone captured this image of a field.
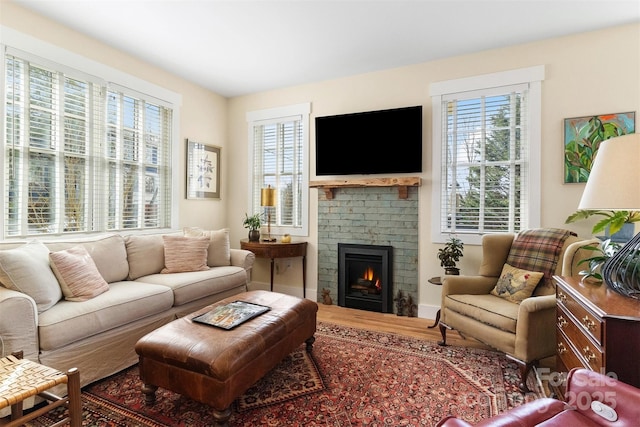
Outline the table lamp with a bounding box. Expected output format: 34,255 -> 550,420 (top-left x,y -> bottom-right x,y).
261,185 -> 276,242
577,133 -> 640,298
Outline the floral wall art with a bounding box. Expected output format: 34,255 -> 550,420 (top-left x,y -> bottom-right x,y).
564,112 -> 635,183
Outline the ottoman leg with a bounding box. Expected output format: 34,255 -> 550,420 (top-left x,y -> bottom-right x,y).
305,335 -> 315,352
213,407 -> 231,427
141,383 -> 158,405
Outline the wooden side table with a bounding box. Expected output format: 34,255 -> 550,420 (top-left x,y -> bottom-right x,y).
240,239 -> 308,298
0,351 -> 81,427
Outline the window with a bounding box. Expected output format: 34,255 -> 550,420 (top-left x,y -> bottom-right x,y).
430,66 -> 544,244
2,41 -> 177,239
247,103 -> 310,237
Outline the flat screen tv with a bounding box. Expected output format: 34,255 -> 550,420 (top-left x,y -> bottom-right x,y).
315,105 -> 422,176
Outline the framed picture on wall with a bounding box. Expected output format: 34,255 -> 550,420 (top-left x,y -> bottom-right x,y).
186,139 -> 221,199
563,111 -> 635,183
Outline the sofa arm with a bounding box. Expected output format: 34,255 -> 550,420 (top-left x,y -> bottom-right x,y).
230,248 -> 255,271
475,398 -> 567,427
435,398 -> 567,427
565,368 -> 640,425
0,287 -> 39,360
434,415 -> 473,427
561,238 -> 601,277
514,294 -> 557,361
441,275 -> 498,298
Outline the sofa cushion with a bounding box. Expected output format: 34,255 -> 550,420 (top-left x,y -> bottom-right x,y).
161,235 -> 210,274
45,234 -> 129,283
0,241 -> 62,313
183,227 -> 231,267
136,266 -> 248,306
37,281 -> 174,351
125,234 -> 166,280
445,294 -> 519,333
490,263 -> 543,304
50,246 -> 110,302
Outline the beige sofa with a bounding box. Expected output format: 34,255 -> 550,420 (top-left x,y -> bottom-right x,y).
0,229 -> 255,396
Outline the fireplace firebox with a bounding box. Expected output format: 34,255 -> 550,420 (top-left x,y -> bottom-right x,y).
338,243 -> 393,313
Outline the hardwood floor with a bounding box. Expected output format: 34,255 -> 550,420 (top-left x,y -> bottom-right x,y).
317,303 -> 555,379
316,303 -> 494,350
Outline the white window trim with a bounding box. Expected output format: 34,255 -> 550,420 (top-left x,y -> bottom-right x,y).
246,103 -> 311,237
0,26 -> 182,238
430,65 -> 545,245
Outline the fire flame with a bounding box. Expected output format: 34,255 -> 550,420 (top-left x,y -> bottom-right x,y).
362,267 -> 381,289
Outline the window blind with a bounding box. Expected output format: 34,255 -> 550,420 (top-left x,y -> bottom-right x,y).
3,51 -> 172,237
251,116 -> 303,229
440,83 -> 529,234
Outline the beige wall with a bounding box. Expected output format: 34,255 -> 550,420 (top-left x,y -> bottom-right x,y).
1,2 -> 230,231
227,23 -> 640,315
2,2 -> 639,316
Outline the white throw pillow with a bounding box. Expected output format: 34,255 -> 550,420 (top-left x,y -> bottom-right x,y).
125,234 -> 166,280
50,245 -> 110,302
0,241 -> 62,312
183,227 -> 231,267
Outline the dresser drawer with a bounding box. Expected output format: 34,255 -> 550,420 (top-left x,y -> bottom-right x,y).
556,305 -> 603,371
556,326 -> 589,373
557,287 -> 603,345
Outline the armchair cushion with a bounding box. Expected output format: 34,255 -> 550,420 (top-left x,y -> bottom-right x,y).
490,263 -> 543,303
446,294 -> 519,333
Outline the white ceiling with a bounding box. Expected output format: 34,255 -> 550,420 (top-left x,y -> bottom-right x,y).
12,0 -> 640,98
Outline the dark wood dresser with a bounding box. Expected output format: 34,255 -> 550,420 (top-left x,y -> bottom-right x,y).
554,275 -> 640,396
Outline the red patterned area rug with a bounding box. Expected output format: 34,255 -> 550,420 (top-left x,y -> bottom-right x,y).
26,322 -> 545,426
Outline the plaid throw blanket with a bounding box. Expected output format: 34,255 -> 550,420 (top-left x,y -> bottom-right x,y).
506,228 -> 577,289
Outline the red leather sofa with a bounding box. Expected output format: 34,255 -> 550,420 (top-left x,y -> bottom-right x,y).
436,368 -> 640,426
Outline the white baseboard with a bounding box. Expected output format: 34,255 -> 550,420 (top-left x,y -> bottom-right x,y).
418,303 -> 440,323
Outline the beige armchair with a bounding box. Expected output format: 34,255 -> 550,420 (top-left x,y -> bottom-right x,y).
438,229 -> 598,391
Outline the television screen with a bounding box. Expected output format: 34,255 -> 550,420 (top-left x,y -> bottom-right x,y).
315,106 -> 423,176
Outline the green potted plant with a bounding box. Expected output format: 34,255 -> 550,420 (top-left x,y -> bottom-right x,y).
565,210 -> 640,241
243,213 -> 262,241
577,238 -> 622,284
438,236 -> 464,275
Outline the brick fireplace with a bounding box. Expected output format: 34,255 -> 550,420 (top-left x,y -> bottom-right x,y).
338,243 -> 393,313
315,184 -> 419,314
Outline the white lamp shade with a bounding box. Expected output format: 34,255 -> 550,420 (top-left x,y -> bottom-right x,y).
578,133 -> 640,211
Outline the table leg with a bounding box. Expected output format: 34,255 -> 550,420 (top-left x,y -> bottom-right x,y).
302,255 -> 306,298
67,367 -> 82,427
270,258 -> 275,292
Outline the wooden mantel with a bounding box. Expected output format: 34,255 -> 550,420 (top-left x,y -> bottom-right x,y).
309,177 -> 421,200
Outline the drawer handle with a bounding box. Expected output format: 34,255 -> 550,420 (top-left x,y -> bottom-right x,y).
557,342 -> 567,354
557,315 -> 567,328
582,346 -> 597,362
582,316 -> 596,331
558,292 -> 567,303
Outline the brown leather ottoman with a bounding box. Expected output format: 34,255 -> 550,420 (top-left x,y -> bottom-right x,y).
134,290 -> 318,426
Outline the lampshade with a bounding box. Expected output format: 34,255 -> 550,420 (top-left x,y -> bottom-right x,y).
578,133 -> 640,210
260,186 -> 276,207
579,133 -> 640,299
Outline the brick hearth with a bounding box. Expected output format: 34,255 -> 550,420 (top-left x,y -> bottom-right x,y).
316,186 -> 419,313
